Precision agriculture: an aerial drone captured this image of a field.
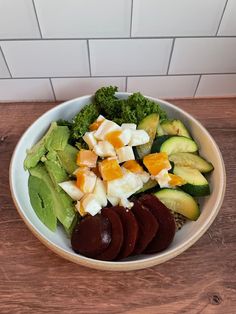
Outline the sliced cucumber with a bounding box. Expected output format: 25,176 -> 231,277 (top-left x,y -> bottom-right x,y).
173,166 -> 210,196
161,119 -> 191,138
151,136 -> 198,155
154,188 -> 200,221
135,179 -> 157,194
136,113 -> 159,158
169,152 -> 214,173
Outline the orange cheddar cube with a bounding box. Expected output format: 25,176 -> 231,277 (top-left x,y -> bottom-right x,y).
168,173 -> 186,186
143,152 -> 171,176
76,150 -> 98,168
123,160 -> 144,173
99,158 -> 123,181
105,130 -> 123,148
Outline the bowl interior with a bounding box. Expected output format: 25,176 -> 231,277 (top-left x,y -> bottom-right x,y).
10,93 -> 226,271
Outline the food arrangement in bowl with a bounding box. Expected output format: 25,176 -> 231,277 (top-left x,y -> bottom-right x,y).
23,86 -> 215,262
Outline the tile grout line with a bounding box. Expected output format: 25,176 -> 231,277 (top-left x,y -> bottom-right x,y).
215,0 -> 229,36
86,40 -> 92,76
49,78 -> 56,101
193,75 -> 202,97
32,0 -> 43,38
125,77 -> 128,92
166,38 -> 175,74
129,0 -> 134,37
0,46 -> 12,78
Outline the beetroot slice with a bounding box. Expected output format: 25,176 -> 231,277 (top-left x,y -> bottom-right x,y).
71,215 -> 111,258
132,201 -> 159,255
139,194 -> 176,253
113,206 -> 139,259
95,208 -> 124,261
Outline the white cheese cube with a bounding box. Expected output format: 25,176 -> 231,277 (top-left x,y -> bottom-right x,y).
81,193 -> 102,216
82,131 -> 97,149
93,178 -> 107,207
59,181 -> 84,201
116,146 -> 135,163
119,198 -> 134,209
97,115 -> 105,122
154,169 -> 171,188
94,119 -> 121,140
75,201 -> 87,217
138,171 -> 150,183
129,130 -> 150,146
93,141 -> 116,157
79,171 -> 97,193
107,195 -> 119,206
121,123 -> 137,130
119,129 -> 132,146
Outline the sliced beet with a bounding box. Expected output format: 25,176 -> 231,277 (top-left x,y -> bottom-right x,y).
71,215 -> 111,258
95,208 -> 124,261
132,201 -> 159,255
113,206 -> 139,259
139,194 -> 176,253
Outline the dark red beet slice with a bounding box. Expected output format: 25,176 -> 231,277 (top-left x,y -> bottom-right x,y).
132,201 -> 159,255
71,215 -> 111,258
113,206 -> 139,259
139,194 -> 176,253
95,208 -> 124,261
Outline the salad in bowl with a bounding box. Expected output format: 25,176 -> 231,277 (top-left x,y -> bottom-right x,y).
22,86 -> 216,262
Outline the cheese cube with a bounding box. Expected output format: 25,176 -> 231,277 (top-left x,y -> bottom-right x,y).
76,150 -> 98,168
116,146 -> 135,163
121,123 -> 137,130
154,169 -> 171,188
83,131 -> 97,149
75,200 -> 87,217
119,198 -> 134,209
89,115 -> 105,131
81,193 -> 102,216
93,178 -> 107,207
129,130 -> 150,146
93,141 -> 116,157
107,195 -> 119,206
139,171 -> 150,183
59,181 -> 84,201
76,169 -> 97,193
119,129 -> 132,146
99,158 -> 123,181
94,119 -> 120,140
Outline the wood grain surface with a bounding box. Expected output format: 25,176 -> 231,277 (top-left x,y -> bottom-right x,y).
0,98 -> 236,314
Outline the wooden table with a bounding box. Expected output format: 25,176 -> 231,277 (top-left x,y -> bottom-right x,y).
1,98 -> 236,314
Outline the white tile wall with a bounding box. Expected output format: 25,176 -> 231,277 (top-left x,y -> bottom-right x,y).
0,79 -> 54,101
34,0 -> 131,38
52,77 -> 126,100
127,76 -> 200,98
0,50 -> 10,78
0,0 -> 40,39
89,39 -> 173,76
196,74 -> 236,97
1,40 -> 90,77
218,0 -> 236,36
132,0 -> 226,37
169,38 -> 236,74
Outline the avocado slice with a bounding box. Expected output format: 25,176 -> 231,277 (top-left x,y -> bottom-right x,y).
57,144 -> 78,175
45,125 -> 70,151
29,164 -> 75,230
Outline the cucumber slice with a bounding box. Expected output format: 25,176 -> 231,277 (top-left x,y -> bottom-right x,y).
161,119 -> 191,138
154,189 -> 200,221
136,113 -> 159,158
169,152 -> 214,173
151,136 -> 198,155
135,179 -> 158,194
173,166 -> 210,196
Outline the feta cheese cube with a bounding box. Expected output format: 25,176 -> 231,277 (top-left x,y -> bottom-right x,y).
107,195 -> 119,206
119,198 -> 134,209
82,131 -> 97,149
81,193 -> 102,216
93,178 -> 107,207
94,119 -> 120,140
116,146 -> 135,163
129,130 -> 150,146
121,123 -> 137,130
59,181 -> 84,201
93,141 -> 116,157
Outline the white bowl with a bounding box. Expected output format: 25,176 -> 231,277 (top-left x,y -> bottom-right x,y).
10,93 -> 226,271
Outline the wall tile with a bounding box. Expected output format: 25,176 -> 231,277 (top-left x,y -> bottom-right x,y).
169,38 -> 236,74
0,79 -> 54,101
127,75 -> 199,98
34,0 -> 131,38
0,0 -> 40,39
1,40 -> 90,77
196,74 -> 236,97
52,77 -> 126,100
0,50 -> 10,78
89,39 -> 172,76
218,0 -> 236,36
132,0 -> 225,37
